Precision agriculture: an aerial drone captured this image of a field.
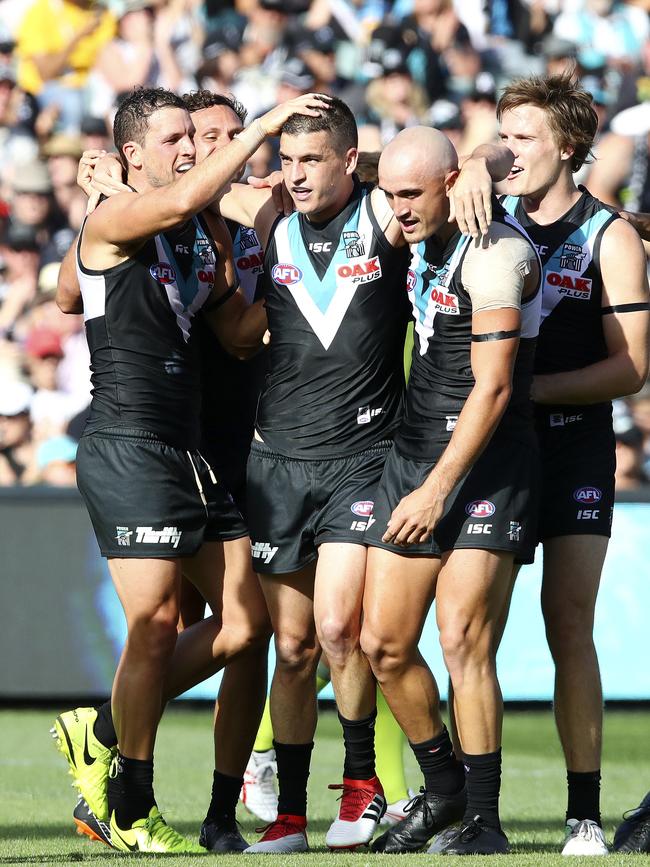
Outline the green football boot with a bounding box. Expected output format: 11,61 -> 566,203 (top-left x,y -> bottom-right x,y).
51,707 -> 114,821
110,806 -> 204,853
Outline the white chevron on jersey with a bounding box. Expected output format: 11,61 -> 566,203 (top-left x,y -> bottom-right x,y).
273,199 -> 376,350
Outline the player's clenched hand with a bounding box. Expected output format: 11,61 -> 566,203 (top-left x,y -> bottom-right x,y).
90,152 -> 131,199
248,171 -> 293,215
382,486 -> 444,546
77,149 -> 107,197
258,93 -> 333,138
449,156 -> 493,239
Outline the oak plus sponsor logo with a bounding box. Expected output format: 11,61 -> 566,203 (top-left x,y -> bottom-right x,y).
336,256 -> 382,284
465,499 -> 496,518
236,252 -> 264,274
150,262 -> 176,284
430,286 -> 459,315
135,526 -> 182,548
272,263 -> 302,285
546,271 -> 592,300
251,541 -> 279,564
350,500 -> 375,532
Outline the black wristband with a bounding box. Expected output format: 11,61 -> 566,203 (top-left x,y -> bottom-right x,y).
202,284 -> 237,314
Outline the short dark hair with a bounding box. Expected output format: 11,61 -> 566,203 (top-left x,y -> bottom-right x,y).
281,96 -> 357,153
182,90 -> 248,124
113,87 -> 187,156
497,73 -> 598,173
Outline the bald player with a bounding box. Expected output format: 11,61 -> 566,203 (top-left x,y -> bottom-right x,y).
361,127 -> 542,855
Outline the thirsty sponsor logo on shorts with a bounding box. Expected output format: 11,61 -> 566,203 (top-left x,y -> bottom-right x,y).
135,526 -> 182,548
272,263 -> 302,285
336,256 -> 382,284
465,499 -> 496,518
357,406 -> 382,425
546,271 -> 592,300
430,287 -> 460,315
150,262 -> 177,284
251,541 -> 278,564
550,412 -> 583,427
573,486 -> 602,505
115,526 -> 132,546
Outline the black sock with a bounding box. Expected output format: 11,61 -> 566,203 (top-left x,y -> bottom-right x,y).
205,770 -> 243,822
274,740 -> 313,817
93,701 -> 117,749
567,770 -> 601,825
409,726 -> 465,796
463,749 -> 502,830
339,709 -> 377,780
107,752 -> 156,828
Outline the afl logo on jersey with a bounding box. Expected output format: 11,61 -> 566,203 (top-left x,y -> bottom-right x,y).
351,500 -> 374,517
150,262 -> 176,284
407,269 -> 417,291
272,263 -> 302,285
465,500 -> 496,518
573,486 -> 602,504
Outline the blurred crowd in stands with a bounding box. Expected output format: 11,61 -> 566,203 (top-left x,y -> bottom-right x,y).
0,0 -> 649,488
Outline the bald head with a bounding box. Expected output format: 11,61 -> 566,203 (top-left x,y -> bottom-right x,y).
380,126 -> 458,181
379,127 -> 459,243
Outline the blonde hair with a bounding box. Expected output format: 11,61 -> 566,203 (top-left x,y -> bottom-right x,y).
497,73 -> 598,172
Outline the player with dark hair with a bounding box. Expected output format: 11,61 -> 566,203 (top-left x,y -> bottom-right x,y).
449,71 -> 650,855
51,85 -> 330,853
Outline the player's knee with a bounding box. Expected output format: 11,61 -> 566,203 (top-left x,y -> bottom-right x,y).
274,632 -> 319,674
317,615 -> 359,661
544,604 -> 595,658
439,620 -> 490,675
129,606 -> 179,659
360,625 -> 408,679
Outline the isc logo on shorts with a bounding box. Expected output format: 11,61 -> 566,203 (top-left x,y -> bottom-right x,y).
272,264 -> 302,285
465,500 -> 496,518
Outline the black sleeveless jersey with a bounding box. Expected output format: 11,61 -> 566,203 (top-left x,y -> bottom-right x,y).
258,180 -> 411,459
77,214 -> 217,449
396,201 -> 542,461
501,189 -> 617,423
197,222 -> 266,464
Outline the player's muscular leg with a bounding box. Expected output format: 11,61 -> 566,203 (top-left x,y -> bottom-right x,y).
435,549 -> 514,754
541,535 -> 607,771
109,557 -> 182,759
314,543 -> 374,718
361,548 -> 443,742
262,564 -> 320,743
178,576 -> 205,629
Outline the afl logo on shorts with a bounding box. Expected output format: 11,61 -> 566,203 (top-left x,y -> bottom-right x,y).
465,500 -> 496,518
272,263 -> 302,285
150,262 -> 176,284
407,269 -> 417,291
351,500 -> 374,517
573,486 -> 602,504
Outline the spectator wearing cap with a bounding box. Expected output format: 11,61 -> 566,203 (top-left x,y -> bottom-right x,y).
0,223 -> 40,338
539,33 -> 579,77
10,159 -> 64,247
35,433 -> 77,485
197,28 -> 243,95
24,325 -> 81,440
79,114 -> 110,151
294,25 -> 341,93
41,132 -> 84,214
0,378 -> 36,485
15,0 -> 116,132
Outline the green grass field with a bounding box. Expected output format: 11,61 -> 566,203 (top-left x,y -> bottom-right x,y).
1,707 -> 648,865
